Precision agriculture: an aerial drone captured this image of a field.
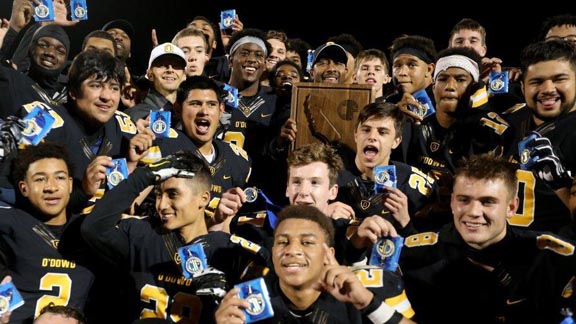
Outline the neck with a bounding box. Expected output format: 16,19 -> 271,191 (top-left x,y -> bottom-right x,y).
280,282 -> 321,311
436,110 -> 456,129
45,213 -> 67,226
229,76 -> 260,97
197,142 -> 213,157
178,220 -> 208,243
157,89 -> 178,104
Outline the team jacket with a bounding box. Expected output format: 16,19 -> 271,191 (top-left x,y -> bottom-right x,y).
0,205 -> 94,323
257,267 -> 414,323
143,129 -> 252,218
400,224 -> 576,323
502,104 -> 572,233
81,167 -> 268,324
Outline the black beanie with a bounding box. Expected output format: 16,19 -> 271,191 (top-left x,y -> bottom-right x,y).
31,25 -> 70,55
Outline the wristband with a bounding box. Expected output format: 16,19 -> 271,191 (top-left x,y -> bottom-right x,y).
364,299 -> 402,324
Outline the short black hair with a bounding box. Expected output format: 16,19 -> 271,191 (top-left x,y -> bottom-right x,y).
390,34 -> 437,64
12,142 -> 74,184
520,40 -> 576,80
81,30 -> 117,55
538,14 -> 576,41
268,59 -> 304,87
67,49 -> 126,95
275,205 -> 335,247
177,75 -> 224,105
355,102 -> 406,139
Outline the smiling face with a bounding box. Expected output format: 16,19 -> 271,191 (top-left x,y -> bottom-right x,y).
31,36 -> 67,72
106,27 -> 131,61
272,218 -> 333,290
265,38 -> 287,72
147,55 -> 187,96
286,161 -> 338,213
230,43 -> 266,84
18,158 -> 72,225
155,177 -> 210,232
451,176 -> 517,250
354,116 -> 401,171
522,59 -> 576,121
69,74 -> 121,127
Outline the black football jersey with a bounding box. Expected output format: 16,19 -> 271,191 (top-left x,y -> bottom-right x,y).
337,161 -> 437,230
259,267 -> 414,323
82,167 -> 268,324
503,105 -> 572,232
143,129 -> 252,218
0,206 -> 94,323
400,225 -> 576,323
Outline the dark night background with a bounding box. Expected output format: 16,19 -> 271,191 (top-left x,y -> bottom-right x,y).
0,1 -> 572,76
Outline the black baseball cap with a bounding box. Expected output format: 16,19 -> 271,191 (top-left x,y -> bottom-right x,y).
102,19 -> 135,40
312,42 -> 348,66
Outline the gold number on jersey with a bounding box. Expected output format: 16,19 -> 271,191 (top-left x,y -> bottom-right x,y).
229,143 -> 249,161
353,267 -> 384,288
141,284 -> 202,324
35,273 -> 72,317
140,284 -> 168,319
169,292 -> 202,324
223,131 -> 245,148
408,167 -> 434,196
508,170 -> 535,227
404,232 -> 438,247
115,111 -> 137,134
480,112 -> 509,135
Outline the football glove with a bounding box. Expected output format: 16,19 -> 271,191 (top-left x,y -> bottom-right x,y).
146,153 -> 196,182
0,116 -> 26,161
193,267 -> 228,299
527,136 -> 572,190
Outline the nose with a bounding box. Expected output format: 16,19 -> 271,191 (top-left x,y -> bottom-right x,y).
44,177 -> 58,192
540,79 -> 556,93
467,200 -> 483,217
283,241 -> 303,256
297,181 -> 311,196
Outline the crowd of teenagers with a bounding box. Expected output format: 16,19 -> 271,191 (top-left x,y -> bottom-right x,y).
1,1 -> 576,323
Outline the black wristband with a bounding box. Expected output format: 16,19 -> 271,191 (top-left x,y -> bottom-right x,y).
360,295 -> 381,316
386,311 -> 403,324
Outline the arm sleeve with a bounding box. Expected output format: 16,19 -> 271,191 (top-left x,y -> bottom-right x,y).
80,166 -> 156,263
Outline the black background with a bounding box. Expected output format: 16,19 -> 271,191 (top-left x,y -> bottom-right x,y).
0,1 -> 571,75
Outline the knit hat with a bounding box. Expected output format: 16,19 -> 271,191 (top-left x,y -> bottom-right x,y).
31,25 -> 70,55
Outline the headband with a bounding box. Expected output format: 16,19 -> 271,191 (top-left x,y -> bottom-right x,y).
433,55 -> 480,82
392,47 -> 434,64
229,36 -> 268,57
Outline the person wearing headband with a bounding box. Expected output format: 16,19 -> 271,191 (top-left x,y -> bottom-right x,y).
398,46 -> 512,230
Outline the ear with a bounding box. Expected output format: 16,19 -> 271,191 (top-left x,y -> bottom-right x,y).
506,196 -> 519,219
392,134 -> 402,149
68,88 -> 77,101
479,45 -> 487,58
146,69 -> 154,81
18,181 -> 29,197
201,190 -> 211,208
67,177 -> 73,194
328,184 -> 338,201
427,63 -> 435,77
322,246 -> 336,265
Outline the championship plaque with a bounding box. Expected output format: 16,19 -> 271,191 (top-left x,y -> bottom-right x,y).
290,82 -> 374,151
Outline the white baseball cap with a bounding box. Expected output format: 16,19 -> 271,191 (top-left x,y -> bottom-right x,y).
148,42 -> 186,69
